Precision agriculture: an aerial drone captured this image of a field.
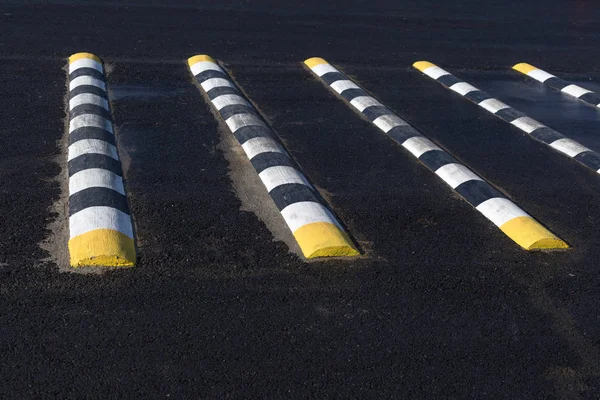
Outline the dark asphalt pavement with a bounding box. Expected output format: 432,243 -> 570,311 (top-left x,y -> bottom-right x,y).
2,1 -> 600,398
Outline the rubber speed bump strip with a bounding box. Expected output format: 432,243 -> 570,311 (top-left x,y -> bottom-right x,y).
305,57 -> 567,250
414,61 -> 600,176
67,53 -> 136,267
187,55 -> 359,258
513,63 -> 600,109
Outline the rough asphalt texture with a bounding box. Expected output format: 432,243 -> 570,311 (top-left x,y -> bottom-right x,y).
2,1 -> 600,398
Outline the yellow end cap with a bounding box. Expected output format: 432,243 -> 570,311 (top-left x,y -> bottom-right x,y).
293,222 -> 359,258
413,61 -> 437,71
512,63 -> 537,74
69,52 -> 101,64
500,216 -> 568,250
69,229 -> 136,267
304,57 -> 329,69
188,55 -> 216,67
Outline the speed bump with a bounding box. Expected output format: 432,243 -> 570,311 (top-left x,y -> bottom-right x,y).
187,55 -> 359,258
414,61 -> 600,176
305,57 -> 567,250
67,52 -> 136,267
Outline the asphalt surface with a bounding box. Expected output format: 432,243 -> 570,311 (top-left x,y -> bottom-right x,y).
2,1 -> 600,398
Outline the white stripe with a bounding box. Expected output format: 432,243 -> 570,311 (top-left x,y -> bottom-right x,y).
69,206 -> 133,239
241,137 -> 285,160
330,80 -> 360,94
511,116 -> 546,134
69,114 -> 113,134
280,201 -> 341,232
69,58 -> 103,74
200,77 -> 235,92
69,169 -> 125,196
549,138 -> 591,158
68,139 -> 118,161
422,66 -> 450,80
527,69 -> 555,83
69,76 -> 106,92
561,84 -> 592,98
69,93 -> 109,111
350,96 -> 383,112
476,197 -> 529,227
372,114 -> 408,133
212,94 -> 250,110
402,136 -> 442,158
450,82 -> 478,96
258,166 -> 310,192
311,63 -> 338,77
435,163 -> 483,189
478,98 -> 510,114
190,61 -> 223,77
225,113 -> 266,133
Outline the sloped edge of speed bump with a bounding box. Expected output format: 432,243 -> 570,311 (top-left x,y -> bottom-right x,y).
512,63 -> 537,75
500,216 -> 568,250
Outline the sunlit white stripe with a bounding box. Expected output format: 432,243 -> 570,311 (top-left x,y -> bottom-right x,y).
561,84 -> 592,98
190,61 -> 223,77
549,138 -> 591,158
225,113 -> 266,133
259,166 -> 310,192
212,94 -> 250,110
280,201 -> 341,232
435,163 -> 483,189
69,58 -> 103,74
478,98 -> 510,114
69,114 -> 113,134
528,69 -> 555,83
241,136 -> 286,160
350,96 -> 382,112
311,63 -> 338,77
372,114 -> 408,133
69,206 -> 133,238
69,93 -> 109,111
69,76 -> 106,92
511,116 -> 546,134
68,139 -> 118,161
402,136 -> 442,158
69,169 -> 125,196
201,77 -> 236,92
330,80 -> 360,94
476,197 -> 529,227
422,66 -> 450,80
450,82 -> 478,96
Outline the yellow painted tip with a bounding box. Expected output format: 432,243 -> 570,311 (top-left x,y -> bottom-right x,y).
69,52 -> 101,64
512,63 -> 537,74
413,61 -> 436,71
68,229 -> 136,267
188,55 -> 216,67
293,222 -> 359,259
304,57 -> 329,69
499,216 -> 568,251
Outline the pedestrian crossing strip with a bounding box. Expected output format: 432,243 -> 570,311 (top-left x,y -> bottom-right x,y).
413,61 -> 600,176
513,63 -> 600,109
304,57 -> 567,250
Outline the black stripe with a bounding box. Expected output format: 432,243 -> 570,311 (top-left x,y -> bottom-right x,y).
437,74 -> 462,88
207,86 -> 239,99
418,150 -> 458,171
340,88 -> 368,101
455,180 -> 505,207
69,187 -> 129,216
70,104 -> 111,120
579,92 -> 600,106
220,104 -> 258,121
233,125 -> 273,145
495,107 -> 526,122
68,153 -> 122,177
574,151 -> 600,171
545,77 -> 569,91
194,69 -> 229,82
69,85 -> 108,99
321,72 -> 346,85
363,106 -> 393,121
250,152 -> 295,174
387,126 -> 421,144
69,127 -> 115,146
530,127 -> 564,144
464,90 -> 493,104
269,183 -> 318,211
69,67 -> 105,82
